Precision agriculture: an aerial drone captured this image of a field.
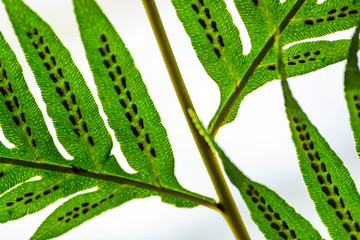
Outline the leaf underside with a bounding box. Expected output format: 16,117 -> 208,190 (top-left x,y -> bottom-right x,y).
171,0 -> 360,129
280,45 -> 360,239
0,0 -> 209,239
190,110 -> 322,240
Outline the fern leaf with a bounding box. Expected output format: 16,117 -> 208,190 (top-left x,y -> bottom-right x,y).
172,0 -> 360,130
189,109 -> 323,240
73,0 -> 197,200
0,1 -> 214,238
2,0 -> 119,174
344,25 -> 360,158
31,183 -> 151,240
280,46 -> 360,239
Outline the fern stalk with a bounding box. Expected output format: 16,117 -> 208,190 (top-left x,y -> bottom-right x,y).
141,1 -> 249,239
0,155 -> 217,211
208,0 -> 306,137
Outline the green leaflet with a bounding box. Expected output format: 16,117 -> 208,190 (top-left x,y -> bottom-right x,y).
31,183 -> 151,240
172,0 -> 360,130
189,109 -> 322,240
280,52 -> 360,239
0,0 -> 213,238
344,25 -> 360,157
73,0 -> 196,198
2,0 -> 120,174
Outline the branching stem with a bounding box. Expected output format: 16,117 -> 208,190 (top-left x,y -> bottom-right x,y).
141,1 -> 249,239
209,0 -> 306,137
0,156 -> 218,211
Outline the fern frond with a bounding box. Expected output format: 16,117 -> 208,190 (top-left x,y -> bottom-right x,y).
189,109 -> 323,240
172,0 -> 360,132
0,0 -> 216,238
280,39 -> 360,239
344,24 -> 360,158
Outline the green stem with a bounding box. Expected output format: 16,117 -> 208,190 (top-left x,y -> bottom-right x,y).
0,156 -> 217,211
141,1 -> 250,239
209,0 -> 306,137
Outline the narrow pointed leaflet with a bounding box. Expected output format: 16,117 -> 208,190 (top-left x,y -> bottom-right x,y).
189,109 -> 323,240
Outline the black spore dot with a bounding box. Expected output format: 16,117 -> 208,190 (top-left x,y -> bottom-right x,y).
316,18 -> 324,23
278,232 -> 287,239
26,126 -> 32,136
145,133 -> 151,143
333,186 -> 339,196
91,203 -> 98,208
288,62 -> 296,66
267,65 -> 276,70
138,118 -> 144,129
341,6 -> 349,11
0,87 -> 6,96
213,48 -> 221,58
132,104 -> 138,114
267,205 -> 274,212
57,216 -> 64,221
282,222 -> 289,229
53,185 -> 59,191
45,46 -> 50,54
66,211 -> 72,216
69,115 -> 77,125
74,128 -> 80,137
56,87 -> 64,97
109,194 -> 114,199
326,173 -> 332,184
12,116 -> 20,126
299,60 -> 306,64
98,47 -> 105,56
336,211 -> 343,220
32,139 -> 37,148
82,202 -> 89,207
264,214 -> 272,221
274,212 -> 281,220
16,197 -> 23,202
43,189 -> 51,195
314,50 -> 321,55
116,66 -> 122,75
65,218 -> 71,223
121,77 -> 127,88
62,100 -> 70,111
20,112 -> 26,122
271,223 -> 280,231
70,94 -> 76,104
88,136 -> 94,146
0,172 -> 4,178
309,58 -> 316,61
126,91 -> 132,101
340,198 -> 345,208
106,44 -> 110,53
257,205 -> 265,212
304,52 -> 310,57
77,108 -> 82,119
50,73 -> 58,83
125,112 -> 132,122
111,54 -> 116,63
2,69 -> 7,80
320,162 -> 327,172
349,10 -> 358,14
311,163 -> 319,173
138,142 -> 144,151
211,21 -> 218,32
6,202 -> 13,207
321,186 -> 330,196
327,16 -> 335,21
218,35 -> 224,47
114,85 -> 121,95
198,0 -> 204,6
57,68 -> 64,78
198,19 -> 207,29
103,60 -> 110,68
24,199 -> 32,205
38,51 -> 45,60
304,20 -> 314,25
150,148 -> 156,157
191,4 -> 199,14
343,223 -> 352,232
317,175 -> 325,184
5,101 -> 13,112
109,71 -> 115,81
338,13 -> 347,18
13,96 -> 19,108
100,34 -> 107,42
290,230 -> 296,238
35,195 -> 41,199
73,213 -> 79,219
252,0 -> 258,6
44,62 -> 51,70
131,126 -> 140,137
206,34 -> 214,43
51,56 -> 56,65
328,9 -> 337,14
204,8 -> 211,19
82,121 -> 88,132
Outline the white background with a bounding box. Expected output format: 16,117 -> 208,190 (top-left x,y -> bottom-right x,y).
0,0 -> 359,239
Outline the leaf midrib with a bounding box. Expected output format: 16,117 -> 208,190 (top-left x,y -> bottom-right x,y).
208,0 -> 306,136
0,155 -> 218,211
